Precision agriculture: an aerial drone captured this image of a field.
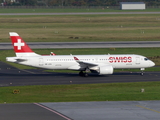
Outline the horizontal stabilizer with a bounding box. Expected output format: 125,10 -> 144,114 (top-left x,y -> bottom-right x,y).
15,58 -> 27,62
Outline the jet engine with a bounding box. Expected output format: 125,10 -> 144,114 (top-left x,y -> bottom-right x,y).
90,65 -> 113,75
99,65 -> 113,75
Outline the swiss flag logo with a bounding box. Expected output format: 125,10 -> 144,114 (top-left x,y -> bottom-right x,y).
11,36 -> 33,53
14,39 -> 25,50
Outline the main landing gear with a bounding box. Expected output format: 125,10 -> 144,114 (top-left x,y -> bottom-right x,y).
79,71 -> 88,77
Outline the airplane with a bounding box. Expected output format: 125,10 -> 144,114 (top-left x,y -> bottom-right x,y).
6,32 -> 155,76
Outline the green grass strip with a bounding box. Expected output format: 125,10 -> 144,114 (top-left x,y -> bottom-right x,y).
1,82 -> 160,103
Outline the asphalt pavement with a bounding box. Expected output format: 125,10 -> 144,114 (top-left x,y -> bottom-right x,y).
0,62 -> 160,120
0,61 -> 160,86
0,12 -> 160,16
1,101 -> 160,120
1,41 -> 160,49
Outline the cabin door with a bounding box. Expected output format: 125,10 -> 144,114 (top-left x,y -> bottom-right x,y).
39,58 -> 44,66
136,57 -> 140,65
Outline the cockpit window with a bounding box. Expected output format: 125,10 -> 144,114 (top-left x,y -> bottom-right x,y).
144,58 -> 149,61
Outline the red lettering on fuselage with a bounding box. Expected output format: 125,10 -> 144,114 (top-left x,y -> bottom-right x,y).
109,57 -> 132,63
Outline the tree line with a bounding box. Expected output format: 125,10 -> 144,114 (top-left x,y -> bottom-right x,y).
1,0 -> 160,6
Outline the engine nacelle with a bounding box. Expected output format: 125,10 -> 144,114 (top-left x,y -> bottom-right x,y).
99,65 -> 113,75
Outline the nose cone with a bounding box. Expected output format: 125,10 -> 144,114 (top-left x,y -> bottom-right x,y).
150,61 -> 155,67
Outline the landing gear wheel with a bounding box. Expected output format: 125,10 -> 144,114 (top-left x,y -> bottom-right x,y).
140,68 -> 145,76
79,71 -> 84,76
84,73 -> 88,77
141,72 -> 144,76
79,71 -> 88,77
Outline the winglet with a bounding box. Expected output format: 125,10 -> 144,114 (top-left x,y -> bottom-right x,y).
70,54 -> 80,62
50,52 -> 56,56
74,57 -> 79,61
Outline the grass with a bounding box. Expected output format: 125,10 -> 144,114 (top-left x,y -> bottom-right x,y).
0,9 -> 160,103
1,14 -> 159,71
0,14 -> 160,42
1,82 -> 160,103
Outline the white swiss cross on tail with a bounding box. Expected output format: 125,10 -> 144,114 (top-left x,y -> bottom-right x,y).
14,39 -> 25,50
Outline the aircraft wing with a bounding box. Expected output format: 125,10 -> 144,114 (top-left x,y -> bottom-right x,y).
73,56 -> 98,67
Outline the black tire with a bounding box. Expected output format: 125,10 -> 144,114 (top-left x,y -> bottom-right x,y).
79,71 -> 84,76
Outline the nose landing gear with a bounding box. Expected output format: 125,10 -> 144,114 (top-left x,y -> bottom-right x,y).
140,68 -> 145,76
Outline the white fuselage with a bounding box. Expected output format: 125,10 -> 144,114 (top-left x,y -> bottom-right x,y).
6,54 -> 155,71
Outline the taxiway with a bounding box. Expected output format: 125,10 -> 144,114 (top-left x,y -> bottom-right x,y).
1,101 -> 160,120
0,41 -> 160,49
0,11 -> 160,16
0,61 -> 159,86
